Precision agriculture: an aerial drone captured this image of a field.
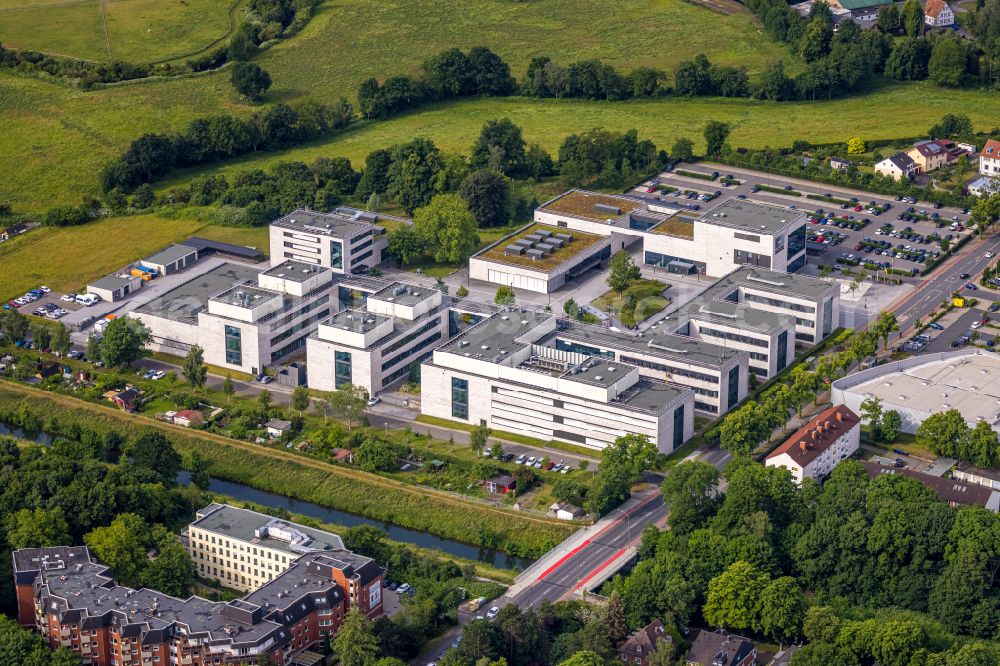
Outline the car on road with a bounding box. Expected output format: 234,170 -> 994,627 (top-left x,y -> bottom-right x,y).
929,322 -> 944,330
366,396 -> 381,407
966,283 -> 978,291
987,252 -> 995,259
894,459 -> 905,468
972,321 -> 984,329
486,606 -> 500,620
959,273 -> 971,279
397,583 -> 411,594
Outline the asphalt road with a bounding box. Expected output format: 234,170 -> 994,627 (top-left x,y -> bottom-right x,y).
888,233 -> 1000,336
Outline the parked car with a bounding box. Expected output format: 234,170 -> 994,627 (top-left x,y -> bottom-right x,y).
366,396 -> 381,407
486,606 -> 500,620
60,294 -> 76,302
515,454 -> 526,465
152,370 -> 166,380
397,583 -> 411,594
929,322 -> 944,330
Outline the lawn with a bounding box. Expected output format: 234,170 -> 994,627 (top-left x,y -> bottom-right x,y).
0,0 -> 236,62
591,278 -> 671,327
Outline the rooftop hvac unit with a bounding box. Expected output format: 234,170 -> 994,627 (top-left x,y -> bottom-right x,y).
594,203 -> 622,215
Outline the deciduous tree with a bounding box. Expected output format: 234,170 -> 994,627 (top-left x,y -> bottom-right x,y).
231,62 -> 272,102
182,345 -> 208,389
413,194 -> 480,264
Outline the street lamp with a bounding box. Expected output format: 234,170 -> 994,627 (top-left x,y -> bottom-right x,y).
612,508 -> 632,545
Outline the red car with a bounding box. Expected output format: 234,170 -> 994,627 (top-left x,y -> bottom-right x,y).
854,243 -> 863,251
957,225 -> 965,231
646,186 -> 657,193
854,205 -> 863,212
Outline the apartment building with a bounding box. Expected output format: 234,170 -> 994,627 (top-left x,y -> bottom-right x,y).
765,405 -> 861,483
186,504 -> 383,617
420,309 -> 695,453
132,260 -> 337,376
980,139 -> 1000,177
268,208 -> 393,275
12,530 -> 382,666
530,190 -> 808,279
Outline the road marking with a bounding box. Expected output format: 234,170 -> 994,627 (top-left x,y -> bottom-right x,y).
535,540 -> 590,581
574,547 -> 629,589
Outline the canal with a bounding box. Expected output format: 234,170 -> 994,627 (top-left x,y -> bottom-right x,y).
2,422 -> 532,570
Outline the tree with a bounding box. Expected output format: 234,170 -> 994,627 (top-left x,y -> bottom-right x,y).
587,434 -> 659,515
51,323 -> 71,356
222,374 -> 235,402
847,137 -> 866,154
387,225 -> 425,265
563,298 -> 580,319
929,35 -> 968,87
966,419 -> 1000,468
30,322 -> 51,351
189,450 -> 211,490
470,118 -> 527,177
877,4 -> 901,32
671,137 -> 695,162
292,385 -> 311,416
494,285 -> 516,307
720,402 -> 766,457
860,396 -> 884,436
459,170 -> 509,228
703,120 -> 731,156
703,561 -> 769,632
757,60 -> 794,101
0,310 -> 29,345
334,607 -> 380,666
100,317 -> 151,368
413,194 -> 480,264
0,614 -> 83,666
470,424 -> 492,457
557,652 -> 604,666
916,408 -> 970,458
330,384 -> 369,428
885,38 -> 932,80
231,62 -> 272,102
758,576 -> 807,643
86,333 -> 101,361
607,250 -> 641,295
182,345 -> 208,389
661,460 -> 720,534
388,138 -> 444,213
227,23 -> 258,61
132,431 -> 181,484
801,16 -> 833,62
881,410 -> 902,442
456,285 -> 469,298
142,526 -> 196,597
84,513 -> 151,586
929,113 -> 973,140
5,507 -> 71,549
902,0 -> 925,36
873,311 -> 899,350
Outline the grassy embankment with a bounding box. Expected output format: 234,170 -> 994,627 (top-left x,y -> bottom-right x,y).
0,381 -> 575,557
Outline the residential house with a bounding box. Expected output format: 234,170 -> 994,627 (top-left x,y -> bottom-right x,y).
925,0 -> 955,26
861,461 -> 1000,511
107,387 -> 140,412
837,0 -> 894,22
332,447 -> 355,464
968,176 -> 1000,198
906,139 -> 971,174
981,139 -> 1000,177
549,502 -> 586,521
684,630 -> 756,666
619,620 -> 672,666
830,157 -> 852,171
266,418 -> 293,438
875,152 -> 916,180
0,222 -> 29,242
766,405 -> 861,484
485,474 -> 516,494
172,409 -> 204,427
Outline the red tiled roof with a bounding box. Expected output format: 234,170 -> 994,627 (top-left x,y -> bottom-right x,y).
925,0 -> 949,18
982,139 -> 1000,159
767,405 -> 860,467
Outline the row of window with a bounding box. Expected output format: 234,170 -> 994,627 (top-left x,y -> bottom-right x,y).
618,354 -> 720,384
381,317 -> 442,357
697,326 -> 769,348
270,307 -> 330,346
381,331 -> 442,372
743,292 -> 816,314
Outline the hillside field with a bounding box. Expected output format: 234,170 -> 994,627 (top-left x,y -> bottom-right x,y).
0,0 -> 238,62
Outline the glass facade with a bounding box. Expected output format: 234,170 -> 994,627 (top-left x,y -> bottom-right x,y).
555,339 -> 615,358
224,325 -> 242,365
822,298 -> 833,337
727,365 -> 740,412
451,377 -> 469,420
673,404 -> 685,449
776,331 -> 788,373
330,241 -> 344,269
787,225 -> 806,256
334,350 -> 352,388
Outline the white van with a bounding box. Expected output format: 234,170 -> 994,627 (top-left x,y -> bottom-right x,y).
76,293 -> 101,306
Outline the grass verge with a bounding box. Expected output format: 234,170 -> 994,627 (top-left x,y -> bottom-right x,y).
0,381 -> 574,557
415,414 -> 599,461
591,279 -> 671,328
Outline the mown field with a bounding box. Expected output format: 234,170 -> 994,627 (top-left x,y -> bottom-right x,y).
0,382 -> 575,557
0,212 -> 269,301
0,0 -> 236,62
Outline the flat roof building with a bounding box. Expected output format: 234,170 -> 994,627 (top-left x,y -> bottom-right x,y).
420,308 -> 696,453
269,208 -> 391,275
831,349 -> 1000,435
141,244 -> 199,275
531,190 -> 808,284
86,273 -> 144,302
469,223 -> 612,294
132,261 -> 336,376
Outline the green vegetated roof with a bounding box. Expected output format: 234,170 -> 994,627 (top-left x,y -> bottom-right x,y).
838,0 -> 894,10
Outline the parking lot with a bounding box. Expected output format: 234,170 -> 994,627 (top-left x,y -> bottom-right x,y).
4,286 -> 85,323
633,162 -> 974,278
906,305 -> 999,354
